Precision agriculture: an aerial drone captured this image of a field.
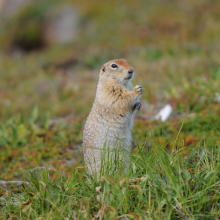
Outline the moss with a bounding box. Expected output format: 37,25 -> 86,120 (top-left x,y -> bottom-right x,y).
145,49 -> 163,60
0,1 -> 57,51
14,20 -> 43,51
182,115 -> 220,133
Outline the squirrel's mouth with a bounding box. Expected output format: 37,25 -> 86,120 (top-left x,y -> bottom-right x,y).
124,75 -> 132,80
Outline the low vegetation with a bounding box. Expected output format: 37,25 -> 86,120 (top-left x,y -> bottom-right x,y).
0,0 -> 220,219
1,140 -> 220,219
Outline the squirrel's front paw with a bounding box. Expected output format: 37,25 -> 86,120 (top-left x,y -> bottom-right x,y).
134,85 -> 143,95
134,101 -> 142,111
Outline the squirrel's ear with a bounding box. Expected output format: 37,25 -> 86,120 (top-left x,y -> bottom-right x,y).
102,66 -> 105,73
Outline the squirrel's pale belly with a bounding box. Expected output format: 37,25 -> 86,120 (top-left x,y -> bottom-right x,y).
83,104 -> 132,150
82,103 -> 133,176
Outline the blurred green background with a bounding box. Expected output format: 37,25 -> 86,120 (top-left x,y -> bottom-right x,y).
0,0 -> 220,179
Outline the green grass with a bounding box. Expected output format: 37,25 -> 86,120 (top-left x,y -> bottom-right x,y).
0,0 -> 220,218
1,140 -> 220,219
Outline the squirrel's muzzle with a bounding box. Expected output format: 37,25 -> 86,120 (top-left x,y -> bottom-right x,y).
128,69 -> 134,74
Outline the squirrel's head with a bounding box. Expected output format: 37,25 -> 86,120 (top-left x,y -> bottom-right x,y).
100,59 -> 134,85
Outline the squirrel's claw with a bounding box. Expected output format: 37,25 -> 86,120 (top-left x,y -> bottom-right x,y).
134,85 -> 143,95
134,101 -> 142,111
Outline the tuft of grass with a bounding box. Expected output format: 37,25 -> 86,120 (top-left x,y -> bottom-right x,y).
1,138 -> 220,219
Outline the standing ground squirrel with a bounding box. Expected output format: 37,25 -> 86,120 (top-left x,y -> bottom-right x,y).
83,59 -> 142,178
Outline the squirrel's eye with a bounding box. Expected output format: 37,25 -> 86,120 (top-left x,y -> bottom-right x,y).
111,64 -> 118,68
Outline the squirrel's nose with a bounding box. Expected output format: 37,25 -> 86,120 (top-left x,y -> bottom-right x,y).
128,69 -> 133,74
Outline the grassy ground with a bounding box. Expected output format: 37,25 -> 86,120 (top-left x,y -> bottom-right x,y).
1,142 -> 220,219
0,0 -> 220,219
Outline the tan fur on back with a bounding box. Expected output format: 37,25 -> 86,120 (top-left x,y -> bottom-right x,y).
82,59 -> 142,177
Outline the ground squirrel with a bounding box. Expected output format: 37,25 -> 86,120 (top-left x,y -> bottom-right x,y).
83,59 -> 142,178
